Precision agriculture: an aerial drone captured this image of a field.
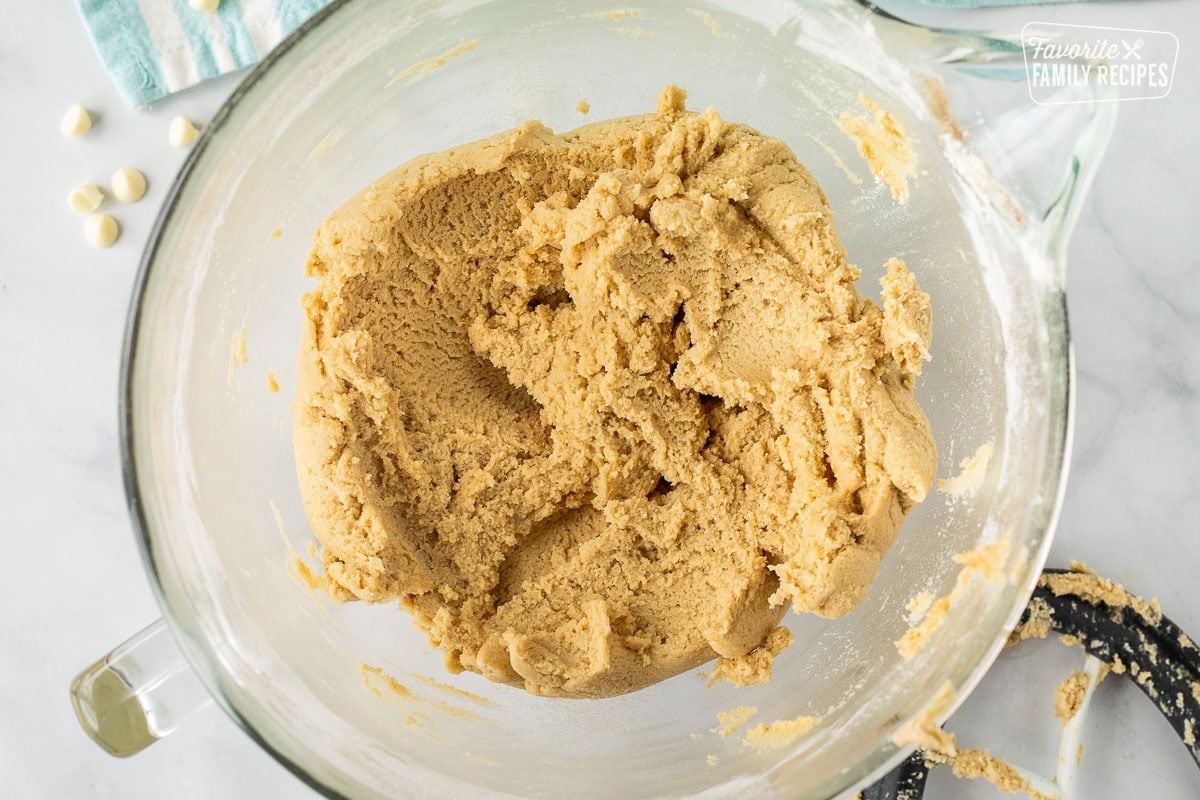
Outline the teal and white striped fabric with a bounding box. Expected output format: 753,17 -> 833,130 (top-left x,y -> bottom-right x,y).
76,0 -> 333,108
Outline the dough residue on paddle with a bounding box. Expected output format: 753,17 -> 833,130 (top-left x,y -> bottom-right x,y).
925,746 -> 1054,800
295,85 -> 936,698
1014,563 -> 1161,650
914,565 -> 1186,800
1008,595 -> 1055,645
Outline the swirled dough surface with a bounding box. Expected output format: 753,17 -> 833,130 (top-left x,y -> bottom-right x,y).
295,86 -> 936,698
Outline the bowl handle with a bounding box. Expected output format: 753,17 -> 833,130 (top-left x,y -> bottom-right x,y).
69,619 -> 211,757
871,13 -> 1118,283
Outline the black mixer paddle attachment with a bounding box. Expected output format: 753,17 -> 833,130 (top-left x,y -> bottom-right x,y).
860,565 -> 1200,800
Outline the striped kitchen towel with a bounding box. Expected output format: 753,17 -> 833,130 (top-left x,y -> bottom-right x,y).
76,0 -> 334,108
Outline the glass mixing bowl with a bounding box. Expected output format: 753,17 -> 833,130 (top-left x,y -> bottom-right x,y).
70,1 -> 1115,797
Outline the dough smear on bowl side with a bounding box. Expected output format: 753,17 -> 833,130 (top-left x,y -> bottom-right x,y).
294,85 -> 937,698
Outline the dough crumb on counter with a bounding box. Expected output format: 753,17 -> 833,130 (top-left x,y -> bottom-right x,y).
295,85 -> 936,698
577,99 -> 590,115
1054,670 -> 1090,723
1043,561 -> 1162,623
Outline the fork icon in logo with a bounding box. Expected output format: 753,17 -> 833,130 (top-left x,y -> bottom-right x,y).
1122,38 -> 1145,60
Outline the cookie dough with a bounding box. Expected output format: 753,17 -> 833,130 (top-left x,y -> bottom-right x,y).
295,86 -> 936,698
1054,670 -> 1090,723
708,625 -> 793,688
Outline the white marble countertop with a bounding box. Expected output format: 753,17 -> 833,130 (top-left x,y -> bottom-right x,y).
1,2 -> 1196,798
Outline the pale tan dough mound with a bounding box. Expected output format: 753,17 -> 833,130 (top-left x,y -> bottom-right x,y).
294,86 -> 936,698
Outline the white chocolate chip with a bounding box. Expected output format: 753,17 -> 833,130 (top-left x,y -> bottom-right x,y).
61,105 -> 93,137
68,184 -> 105,213
85,213 -> 120,248
189,0 -> 221,9
169,116 -> 200,147
111,168 -> 147,203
